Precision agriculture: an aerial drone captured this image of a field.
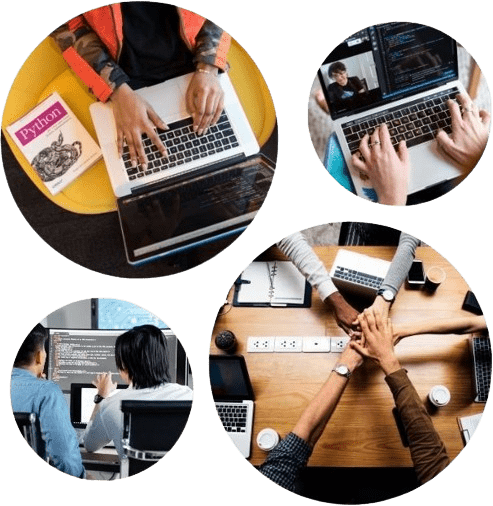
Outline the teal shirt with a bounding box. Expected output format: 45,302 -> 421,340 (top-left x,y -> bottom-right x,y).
11,368 -> 84,478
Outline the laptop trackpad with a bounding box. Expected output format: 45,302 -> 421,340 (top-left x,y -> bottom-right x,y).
137,77 -> 189,122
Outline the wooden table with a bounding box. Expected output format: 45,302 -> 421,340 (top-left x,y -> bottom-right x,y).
210,245 -> 485,467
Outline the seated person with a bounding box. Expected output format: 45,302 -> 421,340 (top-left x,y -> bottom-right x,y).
327,61 -> 368,111
277,228 -> 419,336
83,325 -> 192,459
11,324 -> 85,478
51,2 -> 230,169
393,314 -> 487,345
350,309 -> 450,483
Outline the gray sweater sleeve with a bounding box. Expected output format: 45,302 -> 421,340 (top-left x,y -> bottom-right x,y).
379,233 -> 420,296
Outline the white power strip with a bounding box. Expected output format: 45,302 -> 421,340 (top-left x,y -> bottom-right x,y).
247,336 -> 350,353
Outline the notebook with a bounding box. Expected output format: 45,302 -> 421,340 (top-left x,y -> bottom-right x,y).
233,261 -> 311,307
318,22 -> 465,199
457,413 -> 482,444
90,72 -> 273,265
209,355 -> 255,458
329,249 -> 390,299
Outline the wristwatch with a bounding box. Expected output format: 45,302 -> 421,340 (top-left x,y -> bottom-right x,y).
332,364 -> 351,379
377,288 -> 395,304
93,394 -> 105,404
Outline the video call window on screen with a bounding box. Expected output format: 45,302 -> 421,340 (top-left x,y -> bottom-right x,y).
320,22 -> 457,119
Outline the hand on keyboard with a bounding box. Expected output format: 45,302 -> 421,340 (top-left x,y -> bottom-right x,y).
351,123 -> 410,205
110,83 -> 168,169
186,65 -> 225,136
436,92 -> 490,174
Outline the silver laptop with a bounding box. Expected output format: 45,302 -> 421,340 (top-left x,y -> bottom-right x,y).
90,72 -> 259,198
209,355 -> 254,458
329,249 -> 391,299
318,22 -> 465,198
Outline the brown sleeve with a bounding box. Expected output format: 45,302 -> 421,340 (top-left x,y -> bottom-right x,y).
385,369 -> 450,484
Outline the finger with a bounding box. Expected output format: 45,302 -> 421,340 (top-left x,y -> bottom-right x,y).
359,133 -> 372,162
350,340 -> 370,358
211,93 -> 224,125
124,132 -> 139,167
446,98 -> 463,132
193,91 -> 208,134
364,308 -> 377,332
116,128 -> 124,158
379,123 -> 393,151
131,131 -> 147,169
196,93 -> 216,135
396,140 -> 410,166
351,153 -> 368,172
479,109 -> 491,128
436,129 -> 456,153
371,126 -> 381,150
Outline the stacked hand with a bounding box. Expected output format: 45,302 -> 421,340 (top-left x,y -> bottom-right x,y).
92,372 -> 117,399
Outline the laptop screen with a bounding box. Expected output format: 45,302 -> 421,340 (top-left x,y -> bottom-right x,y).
319,22 -> 458,119
118,155 -> 274,264
209,355 -> 254,402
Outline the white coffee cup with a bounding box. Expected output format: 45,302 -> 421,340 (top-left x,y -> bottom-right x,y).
428,385 -> 451,407
257,428 -> 279,451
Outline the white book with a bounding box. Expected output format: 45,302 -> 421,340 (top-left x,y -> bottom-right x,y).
236,261 -> 308,306
6,92 -> 101,195
457,413 -> 482,444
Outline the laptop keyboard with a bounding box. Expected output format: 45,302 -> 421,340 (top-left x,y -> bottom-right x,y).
473,336 -> 492,402
333,266 -> 384,289
123,112 -> 239,181
342,87 -> 460,154
216,403 -> 248,433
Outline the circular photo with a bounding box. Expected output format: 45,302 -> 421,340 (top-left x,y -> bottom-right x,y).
209,222 -> 490,502
10,298 -> 193,479
2,1 -> 277,277
308,22 -> 490,205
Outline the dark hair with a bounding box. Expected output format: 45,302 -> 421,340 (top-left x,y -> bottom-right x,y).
328,61 -> 346,78
115,325 -> 170,389
14,324 -> 48,368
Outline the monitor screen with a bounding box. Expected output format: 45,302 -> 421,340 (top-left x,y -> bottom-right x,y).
94,299 -> 168,329
319,22 -> 457,119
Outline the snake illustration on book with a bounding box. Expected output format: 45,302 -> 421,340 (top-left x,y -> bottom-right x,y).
31,132 -> 82,181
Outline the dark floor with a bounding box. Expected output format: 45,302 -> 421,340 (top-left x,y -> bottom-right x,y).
1,127 -> 277,278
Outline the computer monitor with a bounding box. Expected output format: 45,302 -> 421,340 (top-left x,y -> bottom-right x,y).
91,299 -> 168,329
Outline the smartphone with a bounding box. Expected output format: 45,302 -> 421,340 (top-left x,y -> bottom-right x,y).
407,260 -> 425,287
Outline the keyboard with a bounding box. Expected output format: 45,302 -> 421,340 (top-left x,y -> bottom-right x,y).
215,403 -> 248,433
123,112 -> 239,181
342,87 -> 460,155
472,336 -> 492,402
333,266 -> 383,290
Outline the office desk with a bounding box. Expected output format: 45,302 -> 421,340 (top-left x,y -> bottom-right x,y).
211,245 -> 485,467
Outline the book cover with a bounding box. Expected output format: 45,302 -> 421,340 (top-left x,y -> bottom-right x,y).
6,92 -> 101,195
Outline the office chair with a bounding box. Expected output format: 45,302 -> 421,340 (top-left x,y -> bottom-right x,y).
120,400 -> 192,478
14,412 -> 45,459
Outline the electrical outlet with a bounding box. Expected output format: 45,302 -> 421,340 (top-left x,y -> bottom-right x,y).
274,336 -> 303,352
330,336 -> 350,353
247,336 -> 274,352
302,337 -> 331,352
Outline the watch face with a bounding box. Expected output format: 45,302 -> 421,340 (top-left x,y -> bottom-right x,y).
382,290 -> 394,302
336,365 -> 349,376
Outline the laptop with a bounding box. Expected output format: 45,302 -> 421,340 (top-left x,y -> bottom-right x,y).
90,73 -> 274,264
70,383 -> 126,446
209,355 -> 254,458
329,249 -> 391,299
318,22 -> 465,199
469,335 -> 491,402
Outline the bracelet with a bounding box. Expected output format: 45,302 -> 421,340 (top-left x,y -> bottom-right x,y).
196,68 -> 212,75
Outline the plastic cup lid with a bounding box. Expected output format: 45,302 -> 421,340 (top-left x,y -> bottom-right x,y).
431,385 -> 451,405
257,428 -> 279,450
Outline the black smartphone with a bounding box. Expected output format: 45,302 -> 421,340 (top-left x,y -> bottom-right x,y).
407,260 -> 425,287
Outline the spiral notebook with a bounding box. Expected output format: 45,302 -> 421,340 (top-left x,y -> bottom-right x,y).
233,261 -> 311,307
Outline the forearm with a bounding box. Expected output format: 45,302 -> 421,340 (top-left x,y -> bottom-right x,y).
380,233 -> 419,295
396,316 -> 486,340
277,232 -> 337,301
385,369 -> 449,484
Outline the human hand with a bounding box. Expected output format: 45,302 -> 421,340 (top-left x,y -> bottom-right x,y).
436,92 -> 490,174
339,340 -> 364,372
350,308 -> 401,375
325,291 -> 360,337
367,294 -> 391,320
351,123 -> 410,205
110,83 -> 168,169
186,65 -> 224,136
92,372 -> 117,398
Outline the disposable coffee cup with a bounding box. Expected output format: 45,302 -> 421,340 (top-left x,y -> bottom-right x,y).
428,385 -> 451,407
424,267 -> 446,293
257,428 -> 279,451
